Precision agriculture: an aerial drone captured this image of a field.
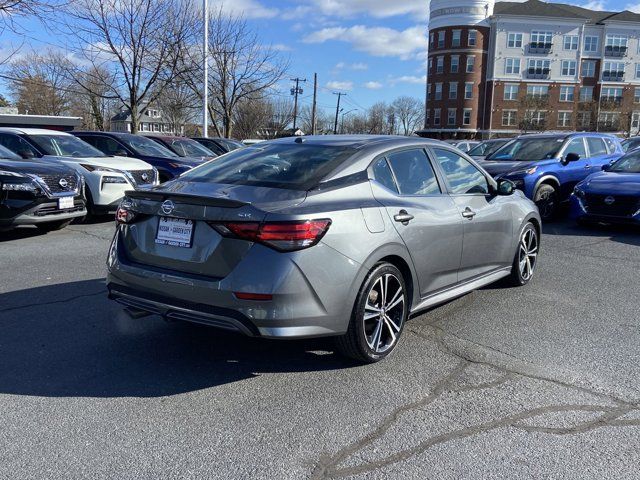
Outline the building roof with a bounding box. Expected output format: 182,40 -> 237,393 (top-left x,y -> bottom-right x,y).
494,0 -> 640,23
0,127 -> 76,135
111,108 -> 168,123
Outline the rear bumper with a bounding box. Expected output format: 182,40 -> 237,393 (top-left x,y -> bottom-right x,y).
106,228 -> 364,339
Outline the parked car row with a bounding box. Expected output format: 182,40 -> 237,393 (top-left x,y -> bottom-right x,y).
0,128 -> 243,231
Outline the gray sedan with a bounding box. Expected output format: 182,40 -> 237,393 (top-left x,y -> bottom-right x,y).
107,136 -> 541,363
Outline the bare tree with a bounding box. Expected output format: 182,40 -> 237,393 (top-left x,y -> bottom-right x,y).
392,96 -> 424,136
7,50 -> 74,115
299,105 -> 332,134
181,8 -> 289,138
155,83 -> 199,136
518,95 -> 548,133
63,0 -> 199,133
232,99 -> 272,140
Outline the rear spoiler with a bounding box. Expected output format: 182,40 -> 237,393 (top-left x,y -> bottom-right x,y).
124,190 -> 248,208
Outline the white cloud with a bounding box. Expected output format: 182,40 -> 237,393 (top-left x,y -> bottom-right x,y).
625,3 -> 640,12
334,61 -> 369,71
389,75 -> 426,85
326,80 -> 354,91
308,0 -> 427,19
209,0 -> 279,19
582,0 -> 606,10
304,25 -> 427,60
270,43 -> 293,52
364,81 -> 383,89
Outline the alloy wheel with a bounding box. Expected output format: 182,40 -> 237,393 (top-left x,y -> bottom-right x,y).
518,228 -> 538,281
363,273 -> 405,354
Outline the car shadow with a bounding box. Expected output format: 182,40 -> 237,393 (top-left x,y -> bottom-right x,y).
543,220 -> 640,248
0,279 -> 351,399
0,226 -> 48,242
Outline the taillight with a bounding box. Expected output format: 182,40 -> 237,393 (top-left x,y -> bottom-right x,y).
115,206 -> 136,224
212,219 -> 331,251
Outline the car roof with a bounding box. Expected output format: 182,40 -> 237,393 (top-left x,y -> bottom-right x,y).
520,132 -> 616,140
0,127 -> 73,136
268,135 -> 450,150
145,135 -> 187,141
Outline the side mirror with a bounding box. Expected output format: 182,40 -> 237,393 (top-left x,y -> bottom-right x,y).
17,150 -> 35,159
497,179 -> 515,196
563,152 -> 580,164
602,163 -> 612,172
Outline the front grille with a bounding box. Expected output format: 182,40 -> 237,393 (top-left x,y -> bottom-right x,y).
128,169 -> 155,185
33,201 -> 85,217
584,194 -> 640,217
37,174 -> 79,194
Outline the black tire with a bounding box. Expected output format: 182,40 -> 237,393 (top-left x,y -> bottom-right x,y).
335,263 -> 408,363
506,222 -> 539,287
534,184 -> 558,221
36,219 -> 72,232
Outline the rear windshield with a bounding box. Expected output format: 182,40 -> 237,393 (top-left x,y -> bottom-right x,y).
468,140 -> 507,157
167,138 -> 214,157
121,135 -> 178,158
181,143 -> 356,190
610,150 -> 640,173
488,137 -> 564,162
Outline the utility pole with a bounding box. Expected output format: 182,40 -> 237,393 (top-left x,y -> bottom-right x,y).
333,92 -> 346,134
311,73 -> 318,135
202,0 -> 209,137
290,77 -> 306,131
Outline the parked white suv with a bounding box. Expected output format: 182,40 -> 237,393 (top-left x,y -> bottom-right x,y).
0,128 -> 158,215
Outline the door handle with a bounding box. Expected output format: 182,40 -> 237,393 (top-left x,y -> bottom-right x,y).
394,210 -> 414,224
584,164 -> 591,169
461,207 -> 476,219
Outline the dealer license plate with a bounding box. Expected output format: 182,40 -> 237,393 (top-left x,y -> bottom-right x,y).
155,217 -> 194,248
58,196 -> 75,210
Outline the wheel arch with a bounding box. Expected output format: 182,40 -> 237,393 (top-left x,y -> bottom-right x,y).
534,174 -> 561,193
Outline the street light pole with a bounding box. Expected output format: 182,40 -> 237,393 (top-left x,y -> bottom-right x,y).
340,109 -> 357,134
203,0 -> 209,137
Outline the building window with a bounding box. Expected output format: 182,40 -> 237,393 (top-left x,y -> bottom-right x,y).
448,108 -> 456,126
558,111 -> 572,127
466,55 -> 475,73
429,32 -> 434,47
153,123 -> 160,132
636,63 -> 640,78
578,111 -> 591,128
563,35 -> 579,50
581,60 -> 595,78
435,83 -> 442,100
464,82 -> 473,99
559,86 -> 574,102
605,34 -> 627,48
449,82 -> 458,100
603,61 -> 625,80
526,84 -> 549,98
598,112 -> 620,129
426,109 -> 430,125
468,30 -> 477,46
635,88 -> 640,103
434,109 -> 441,125
451,55 -> 459,73
428,58 -> 432,74
426,83 -> 431,100
531,31 -> 553,45
505,58 -> 520,74
452,30 -> 461,47
601,87 -> 623,102
438,31 -> 445,48
527,58 -> 550,76
584,35 -> 598,53
463,109 -> 472,125
561,60 -> 577,76
436,56 -> 444,73
504,84 -> 519,100
579,86 -> 593,102
527,111 -> 546,127
632,112 -> 640,130
502,110 -> 517,126
507,33 -> 523,48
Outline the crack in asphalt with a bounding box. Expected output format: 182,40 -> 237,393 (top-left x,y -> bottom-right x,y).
0,289 -> 106,314
310,325 -> 640,479
65,227 -> 114,241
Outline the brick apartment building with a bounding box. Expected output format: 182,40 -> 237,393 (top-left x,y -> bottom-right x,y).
421,0 -> 640,139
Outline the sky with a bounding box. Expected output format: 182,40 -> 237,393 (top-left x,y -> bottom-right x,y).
2,0 -> 640,116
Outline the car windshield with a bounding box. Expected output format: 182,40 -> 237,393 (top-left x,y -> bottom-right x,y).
120,135 -> 178,158
28,134 -> 106,158
468,141 -> 506,157
610,151 -> 640,173
621,139 -> 640,152
487,137 -> 564,162
219,139 -> 244,151
181,143 -> 356,190
0,143 -> 21,160
167,138 -> 214,157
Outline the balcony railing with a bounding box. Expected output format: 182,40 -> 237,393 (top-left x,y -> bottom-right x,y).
604,45 -> 627,57
602,70 -> 625,82
528,42 -> 552,54
525,94 -> 550,102
526,67 -> 551,79
600,96 -> 623,106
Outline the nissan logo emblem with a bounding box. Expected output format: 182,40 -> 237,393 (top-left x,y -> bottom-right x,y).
604,196 -> 616,205
141,173 -> 149,182
58,178 -> 69,189
161,199 -> 175,215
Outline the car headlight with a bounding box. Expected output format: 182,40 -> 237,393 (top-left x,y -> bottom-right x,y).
1,181 -> 39,192
101,176 -> 128,184
573,186 -> 585,198
80,164 -> 120,173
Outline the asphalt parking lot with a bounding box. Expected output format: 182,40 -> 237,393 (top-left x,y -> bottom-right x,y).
1,219 -> 639,479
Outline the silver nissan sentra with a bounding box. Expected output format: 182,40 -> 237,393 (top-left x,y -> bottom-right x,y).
107,135 -> 541,362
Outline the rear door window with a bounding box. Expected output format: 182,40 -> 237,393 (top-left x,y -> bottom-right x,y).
563,138 -> 587,159
432,148 -> 489,195
385,149 -> 441,195
586,137 -> 607,157
603,137 -> 617,153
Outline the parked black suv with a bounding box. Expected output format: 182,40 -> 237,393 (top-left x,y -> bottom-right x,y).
191,137 -> 244,155
0,145 -> 85,231
72,131 -> 203,182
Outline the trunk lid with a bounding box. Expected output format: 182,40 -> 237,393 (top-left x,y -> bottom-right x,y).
119,181 -> 307,278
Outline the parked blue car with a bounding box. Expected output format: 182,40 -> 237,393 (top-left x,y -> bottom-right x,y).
481,133 -> 624,220
570,148 -> 640,225
73,131 -> 204,182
